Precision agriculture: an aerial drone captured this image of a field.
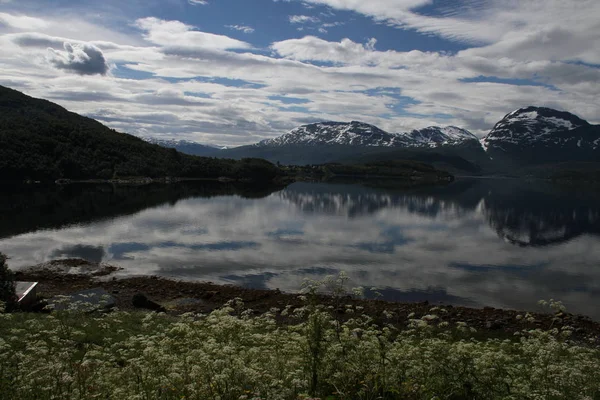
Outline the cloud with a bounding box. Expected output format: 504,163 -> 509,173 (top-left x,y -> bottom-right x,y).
289,15 -> 320,24
226,25 -> 255,34
0,4 -> 599,146
135,17 -> 252,50
301,0 -> 600,61
9,32 -> 64,48
188,0 -> 208,4
460,25 -> 600,65
0,12 -> 47,29
47,42 -> 109,75
318,20 -> 345,33
272,35 -> 444,68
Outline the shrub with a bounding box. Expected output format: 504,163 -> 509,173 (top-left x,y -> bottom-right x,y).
0,252 -> 17,312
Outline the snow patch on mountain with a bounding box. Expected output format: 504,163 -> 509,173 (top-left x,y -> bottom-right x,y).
481,106 -> 589,150
478,106 -> 600,164
397,126 -> 478,148
145,137 -> 224,149
259,121 -> 478,149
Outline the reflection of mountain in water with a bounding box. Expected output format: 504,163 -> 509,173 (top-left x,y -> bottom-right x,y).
281,180 -> 600,247
2,178 -> 599,249
278,180 -> 483,218
0,182 -> 285,239
480,180 -> 600,247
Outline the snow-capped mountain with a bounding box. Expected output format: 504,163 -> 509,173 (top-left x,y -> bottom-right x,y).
144,138 -> 223,157
176,106 -> 598,170
482,107 -> 588,149
398,126 -> 479,148
481,106 -> 600,164
258,121 -> 478,149
258,121 -> 405,147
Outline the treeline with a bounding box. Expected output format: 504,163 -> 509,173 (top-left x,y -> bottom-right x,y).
325,159 -> 452,179
0,85 -> 279,182
282,160 -> 453,182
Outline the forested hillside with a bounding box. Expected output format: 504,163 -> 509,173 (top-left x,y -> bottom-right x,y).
0,86 -> 278,182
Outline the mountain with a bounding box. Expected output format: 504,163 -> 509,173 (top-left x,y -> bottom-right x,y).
222,108 -> 599,172
259,121 -> 406,147
144,138 -> 222,157
258,121 -> 479,149
219,121 -> 484,171
0,85 -> 279,183
481,106 -> 600,165
399,126 -> 478,147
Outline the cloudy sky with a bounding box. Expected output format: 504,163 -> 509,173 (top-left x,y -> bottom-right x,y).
1,0 -> 599,146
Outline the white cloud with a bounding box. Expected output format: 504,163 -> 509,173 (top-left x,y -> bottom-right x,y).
318,20 -> 345,33
188,0 -> 208,5
0,12 -> 48,30
301,0 -> 600,62
289,15 -> 320,24
135,17 -> 252,50
226,25 -> 255,34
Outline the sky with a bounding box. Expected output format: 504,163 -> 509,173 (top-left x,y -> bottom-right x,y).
1,0 -> 599,146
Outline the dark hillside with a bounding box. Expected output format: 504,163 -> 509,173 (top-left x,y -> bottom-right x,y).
0,85 -> 278,182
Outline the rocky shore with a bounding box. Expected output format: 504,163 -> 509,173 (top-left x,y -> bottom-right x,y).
15,259 -> 600,342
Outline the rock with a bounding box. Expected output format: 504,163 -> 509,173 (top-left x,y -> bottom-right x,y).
485,319 -> 505,330
132,293 -> 165,312
22,259 -> 122,277
165,298 -> 205,309
200,290 -> 219,299
31,299 -> 49,313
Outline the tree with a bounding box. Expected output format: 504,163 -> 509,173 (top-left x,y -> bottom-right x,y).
0,253 -> 17,312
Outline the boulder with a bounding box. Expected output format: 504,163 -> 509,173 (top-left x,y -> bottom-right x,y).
132,293 -> 166,312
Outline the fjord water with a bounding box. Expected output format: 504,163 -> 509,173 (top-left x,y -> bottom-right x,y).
1,179 -> 599,318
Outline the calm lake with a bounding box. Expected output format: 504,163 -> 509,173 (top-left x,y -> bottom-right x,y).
1,179 -> 599,318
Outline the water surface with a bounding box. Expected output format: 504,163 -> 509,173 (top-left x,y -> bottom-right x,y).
1,179 -> 599,318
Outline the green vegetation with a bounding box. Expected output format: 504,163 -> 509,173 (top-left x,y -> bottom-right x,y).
219,143 -> 484,175
323,160 -> 453,181
1,274 -> 599,399
281,160 -> 453,183
0,85 -> 279,182
0,253 -> 17,312
513,162 -> 600,182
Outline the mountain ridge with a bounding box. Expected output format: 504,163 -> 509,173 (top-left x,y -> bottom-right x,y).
143,138 -> 223,157
213,107 -> 599,170
257,121 -> 480,149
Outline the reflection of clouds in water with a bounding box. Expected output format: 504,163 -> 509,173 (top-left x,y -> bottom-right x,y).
50,244 -> 105,263
1,180 -> 600,318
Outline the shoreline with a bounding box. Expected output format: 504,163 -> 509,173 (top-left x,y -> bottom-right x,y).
14,259 -> 600,342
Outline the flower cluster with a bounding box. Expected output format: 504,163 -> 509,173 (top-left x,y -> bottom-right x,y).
1,297 -> 600,400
